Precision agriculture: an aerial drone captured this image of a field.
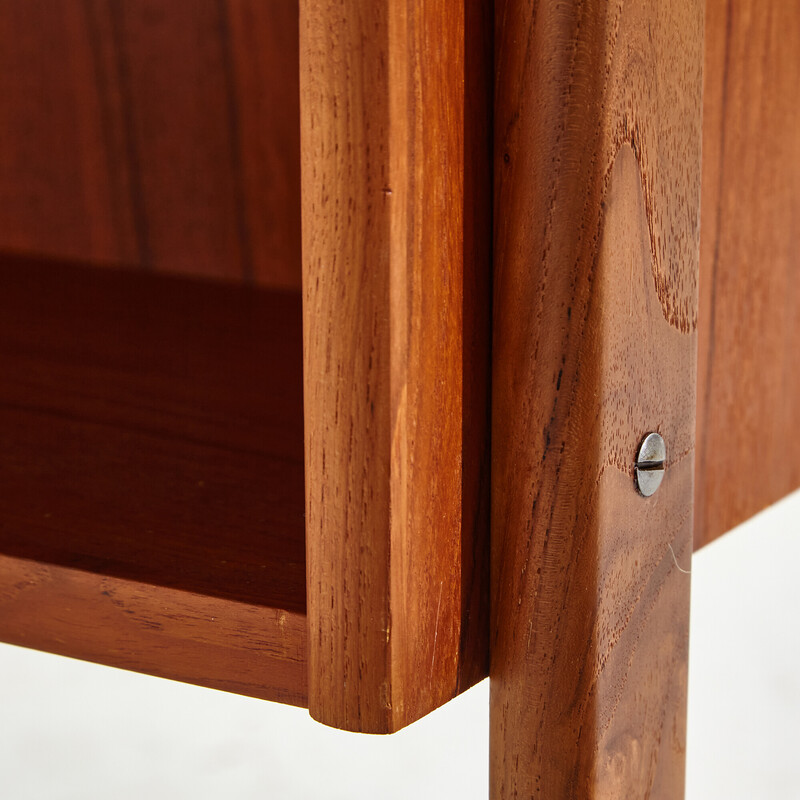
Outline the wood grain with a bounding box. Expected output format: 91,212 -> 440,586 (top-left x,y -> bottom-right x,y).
492,0 -> 702,796
300,0 -> 492,733
0,556 -> 307,706
695,0 -> 800,548
0,0 -> 300,288
0,253 -> 307,705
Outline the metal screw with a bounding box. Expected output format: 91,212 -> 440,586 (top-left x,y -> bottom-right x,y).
635,432 -> 666,497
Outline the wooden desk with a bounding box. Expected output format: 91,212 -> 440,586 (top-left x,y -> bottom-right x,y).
0,0 -> 797,797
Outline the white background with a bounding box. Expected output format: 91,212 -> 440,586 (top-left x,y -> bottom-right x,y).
1,491 -> 798,799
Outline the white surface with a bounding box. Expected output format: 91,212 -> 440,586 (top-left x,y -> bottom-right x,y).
1,492 -> 798,799
686,491 -> 800,800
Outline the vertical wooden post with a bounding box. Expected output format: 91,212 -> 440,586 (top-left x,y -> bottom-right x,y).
300,0 -> 492,732
491,0 -> 702,797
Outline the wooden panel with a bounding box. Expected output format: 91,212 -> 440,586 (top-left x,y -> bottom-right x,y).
695,0 -> 800,548
0,557 -> 307,706
0,0 -> 300,288
300,0 -> 492,733
491,0 -> 702,797
0,254 -> 306,705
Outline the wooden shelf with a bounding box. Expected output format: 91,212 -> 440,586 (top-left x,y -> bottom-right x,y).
0,254 -> 307,706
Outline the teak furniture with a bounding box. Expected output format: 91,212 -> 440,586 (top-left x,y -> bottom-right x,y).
0,0 -> 797,796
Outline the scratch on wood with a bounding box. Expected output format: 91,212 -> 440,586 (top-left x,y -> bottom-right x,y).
431,581 -> 443,679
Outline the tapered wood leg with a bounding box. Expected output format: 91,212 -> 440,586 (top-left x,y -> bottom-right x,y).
491,1 -> 703,797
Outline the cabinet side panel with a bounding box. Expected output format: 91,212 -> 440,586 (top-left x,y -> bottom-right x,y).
695,0 -> 800,547
300,0 -> 492,733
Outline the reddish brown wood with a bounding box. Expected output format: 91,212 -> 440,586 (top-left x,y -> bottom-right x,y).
300,0 -> 492,733
491,0 -> 702,796
695,0 -> 800,548
0,0 -> 300,288
0,254 -> 307,705
0,557 -> 307,706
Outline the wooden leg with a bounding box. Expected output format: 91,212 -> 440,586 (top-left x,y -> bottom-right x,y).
491,1 -> 703,797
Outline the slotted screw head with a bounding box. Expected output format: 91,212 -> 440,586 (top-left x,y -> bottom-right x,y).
635,432 -> 666,497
